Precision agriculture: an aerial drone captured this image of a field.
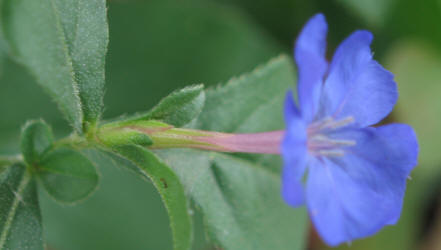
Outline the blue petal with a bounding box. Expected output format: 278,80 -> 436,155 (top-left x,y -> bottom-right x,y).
281,91 -> 308,206
295,13 -> 328,122
319,31 -> 398,127
306,124 -> 418,246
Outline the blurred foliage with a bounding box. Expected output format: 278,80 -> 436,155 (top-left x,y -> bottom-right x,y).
386,41 -> 441,172
0,0 -> 441,249
337,0 -> 397,26
0,32 -> 6,76
104,0 -> 282,118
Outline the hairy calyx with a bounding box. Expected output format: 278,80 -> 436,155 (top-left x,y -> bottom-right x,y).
98,120 -> 284,154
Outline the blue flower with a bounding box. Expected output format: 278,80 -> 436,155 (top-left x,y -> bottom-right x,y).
281,14 -> 419,246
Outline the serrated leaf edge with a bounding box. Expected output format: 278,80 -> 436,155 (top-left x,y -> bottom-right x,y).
123,84 -> 205,125
209,54 -> 290,92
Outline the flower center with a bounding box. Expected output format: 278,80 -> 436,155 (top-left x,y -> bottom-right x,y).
307,116 -> 356,157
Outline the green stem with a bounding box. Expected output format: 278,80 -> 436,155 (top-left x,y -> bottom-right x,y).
53,134 -> 91,149
1,127 -> 94,173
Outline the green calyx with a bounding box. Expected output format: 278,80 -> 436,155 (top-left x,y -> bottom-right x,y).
97,120 -> 174,147
96,120 -> 225,151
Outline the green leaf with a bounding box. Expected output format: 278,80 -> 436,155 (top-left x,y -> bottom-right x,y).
195,55 -> 293,133
160,150 -> 307,250
1,0 -> 109,132
196,54 -> 295,172
159,55 -> 308,250
0,164 -> 43,250
129,85 -> 206,127
39,148 -> 176,250
20,120 -> 54,165
107,145 -> 192,250
37,148 -> 99,204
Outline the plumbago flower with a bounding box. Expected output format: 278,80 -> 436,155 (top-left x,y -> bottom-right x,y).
281,14 -> 419,245
99,13 -> 418,248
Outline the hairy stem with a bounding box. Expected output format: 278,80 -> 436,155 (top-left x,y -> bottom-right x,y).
98,120 -> 284,155
132,127 -> 284,155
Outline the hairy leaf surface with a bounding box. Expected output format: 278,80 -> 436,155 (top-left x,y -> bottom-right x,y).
159,55 -> 308,250
0,165 -> 42,250
20,120 -> 54,165
2,0 -> 108,131
128,85 -> 205,127
38,148 -> 99,204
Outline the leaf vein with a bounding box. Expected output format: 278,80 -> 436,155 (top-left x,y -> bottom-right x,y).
48,0 -> 83,130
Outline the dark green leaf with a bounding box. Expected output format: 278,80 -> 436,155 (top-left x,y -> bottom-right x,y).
20,120 -> 54,165
159,55 -> 308,250
2,0 -> 108,131
129,85 -> 205,127
109,145 -> 192,250
195,55 -> 295,172
37,148 -> 99,204
0,164 -> 43,250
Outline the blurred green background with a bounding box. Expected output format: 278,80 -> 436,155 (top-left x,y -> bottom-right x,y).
1,0 -> 441,249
